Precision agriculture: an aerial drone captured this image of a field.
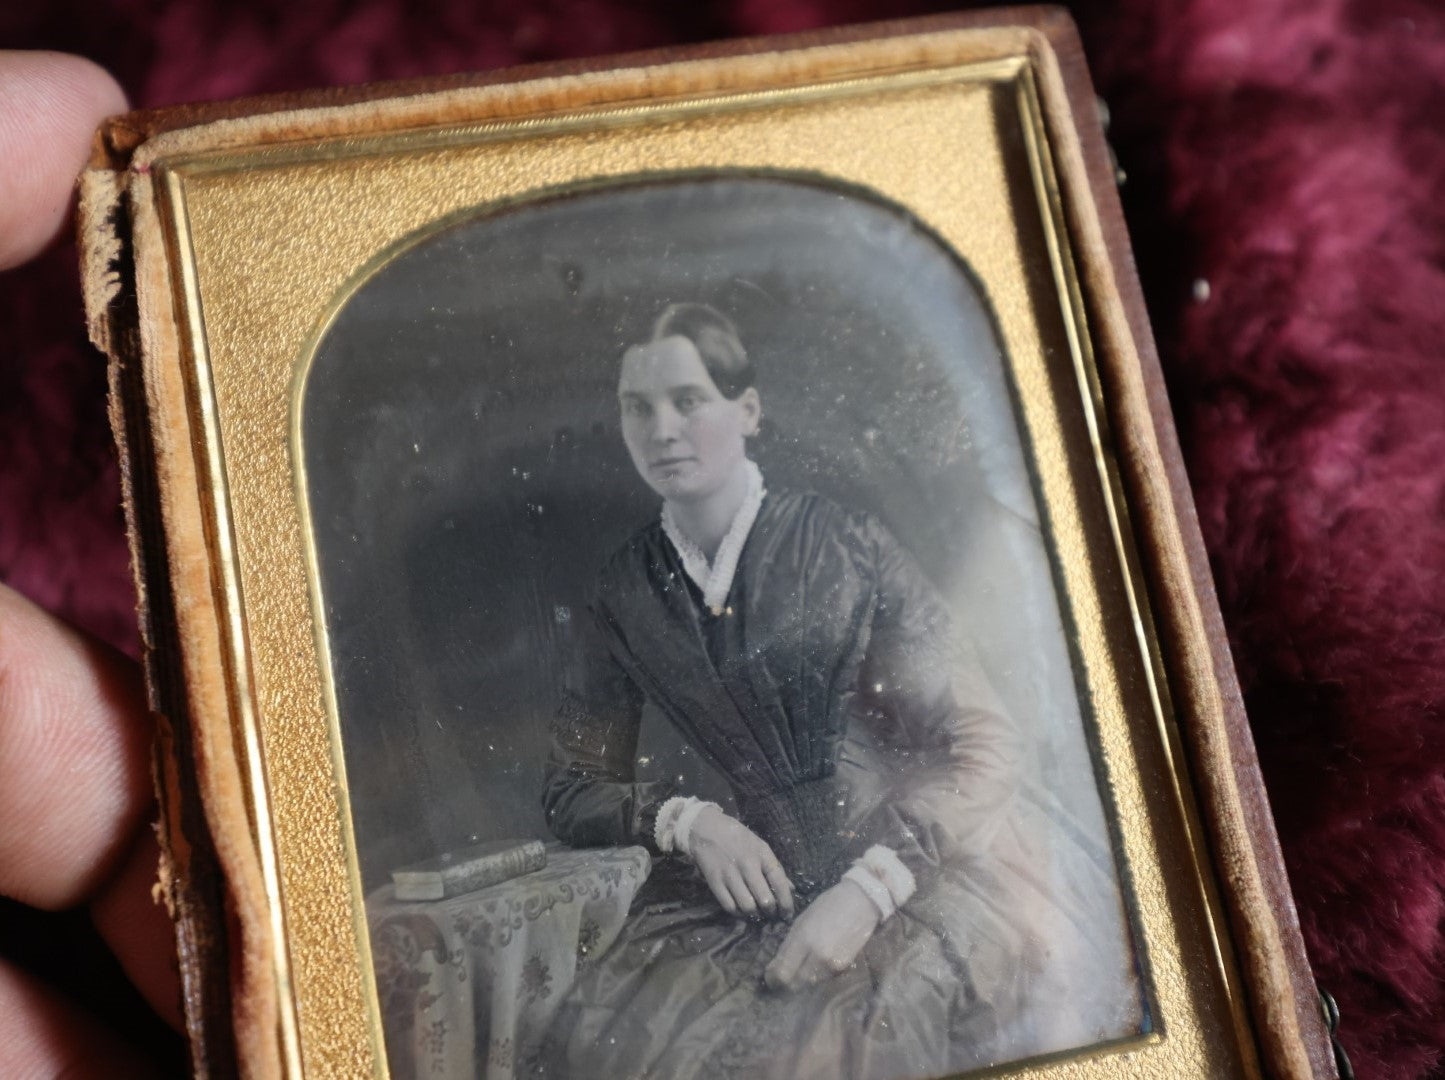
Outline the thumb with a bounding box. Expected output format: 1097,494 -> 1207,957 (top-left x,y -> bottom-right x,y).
764,934 -> 803,992
0,50 -> 127,270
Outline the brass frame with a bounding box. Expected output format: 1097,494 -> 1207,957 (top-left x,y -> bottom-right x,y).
87,17 -> 1323,1079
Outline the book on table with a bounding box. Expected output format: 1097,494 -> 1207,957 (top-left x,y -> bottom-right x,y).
391,839 -> 547,901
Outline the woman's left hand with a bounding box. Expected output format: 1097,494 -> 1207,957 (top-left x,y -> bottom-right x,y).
762,879 -> 881,992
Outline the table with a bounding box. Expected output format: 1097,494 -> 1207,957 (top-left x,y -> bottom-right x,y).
368,845 -> 651,1080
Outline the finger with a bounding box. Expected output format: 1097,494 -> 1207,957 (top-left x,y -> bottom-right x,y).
722,868 -> 758,918
702,866 -> 738,916
762,858 -> 794,919
795,951 -> 835,987
0,955 -> 160,1078
0,50 -> 128,270
91,827 -> 183,1030
823,948 -> 854,977
740,860 -> 777,918
764,938 -> 804,992
0,583 -> 152,909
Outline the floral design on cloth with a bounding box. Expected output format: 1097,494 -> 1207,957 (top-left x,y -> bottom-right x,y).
368,846 -> 651,1080
521,955 -> 554,1006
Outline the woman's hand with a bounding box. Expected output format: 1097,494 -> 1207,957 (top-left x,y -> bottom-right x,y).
686,805 -> 795,920
763,879 -> 881,992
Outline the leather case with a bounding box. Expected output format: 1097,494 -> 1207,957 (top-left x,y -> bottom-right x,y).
78,9 -> 1335,1077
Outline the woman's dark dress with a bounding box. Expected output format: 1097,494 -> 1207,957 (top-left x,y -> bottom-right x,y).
537,491 -> 1133,1080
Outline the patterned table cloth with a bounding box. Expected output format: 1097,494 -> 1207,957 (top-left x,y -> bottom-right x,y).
368,845 -> 651,1080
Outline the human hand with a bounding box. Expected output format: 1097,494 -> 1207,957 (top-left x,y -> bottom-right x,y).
1,50 -> 182,1076
686,805 -> 794,920
762,878 -> 880,992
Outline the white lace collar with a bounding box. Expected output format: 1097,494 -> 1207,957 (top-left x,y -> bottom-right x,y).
660,460 -> 766,616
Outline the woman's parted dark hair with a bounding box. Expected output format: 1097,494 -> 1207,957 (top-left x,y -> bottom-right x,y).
649,302 -> 756,400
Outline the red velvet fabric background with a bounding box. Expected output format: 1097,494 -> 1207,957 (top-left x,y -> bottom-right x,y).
2,2 -> 1442,1077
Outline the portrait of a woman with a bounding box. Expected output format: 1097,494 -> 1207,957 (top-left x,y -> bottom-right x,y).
538,302 -> 1139,1080
307,176 -> 1147,1079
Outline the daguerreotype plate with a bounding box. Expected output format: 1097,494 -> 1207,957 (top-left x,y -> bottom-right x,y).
79,9 -> 1334,1079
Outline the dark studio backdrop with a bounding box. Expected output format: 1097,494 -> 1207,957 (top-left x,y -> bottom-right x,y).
301,174 -> 1103,892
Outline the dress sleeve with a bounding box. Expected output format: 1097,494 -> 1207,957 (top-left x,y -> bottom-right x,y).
847,515 -> 1023,891
541,600 -> 678,854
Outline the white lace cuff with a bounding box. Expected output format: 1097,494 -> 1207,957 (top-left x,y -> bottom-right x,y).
842,865 -> 895,919
653,796 -> 719,856
672,798 -> 717,856
843,845 -> 917,921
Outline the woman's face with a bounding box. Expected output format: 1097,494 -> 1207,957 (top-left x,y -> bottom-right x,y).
617,334 -> 760,504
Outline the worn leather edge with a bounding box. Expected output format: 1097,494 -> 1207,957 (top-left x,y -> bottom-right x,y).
78,165 -> 238,1078
85,7 -> 1050,169
1028,12 -> 1335,1079
79,163 -> 282,1078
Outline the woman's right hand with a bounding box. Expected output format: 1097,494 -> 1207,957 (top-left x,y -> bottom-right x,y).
687,806 -> 795,920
